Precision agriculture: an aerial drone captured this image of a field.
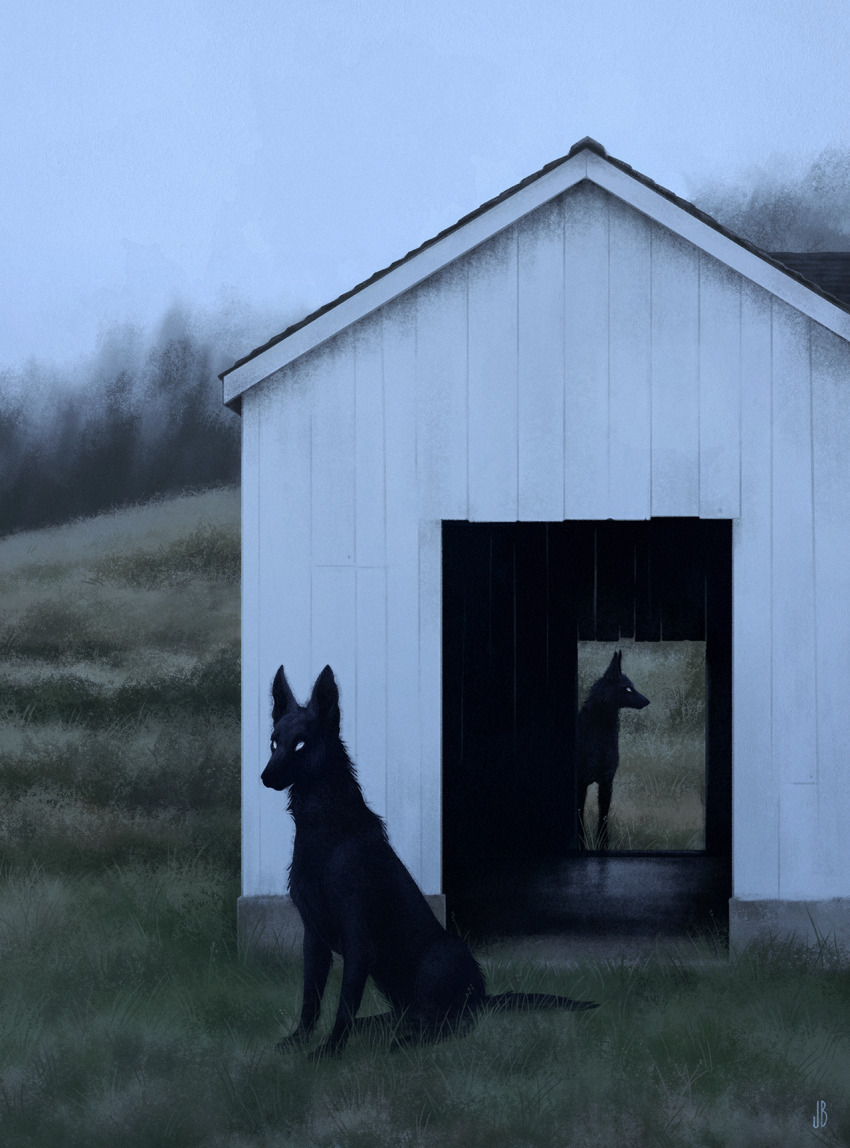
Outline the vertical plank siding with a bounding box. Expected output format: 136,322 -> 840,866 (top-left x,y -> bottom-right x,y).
254,370 -> 314,894
310,332 -> 356,566
258,366 -> 313,685
467,226 -> 519,520
245,180 -> 850,903
355,567 -> 388,819
650,225 -> 700,515
698,255 -> 742,519
414,265 -> 469,520
353,315 -> 389,814
563,183 -> 610,518
381,298 -> 423,878
418,520 -> 443,893
811,325 -> 850,895
517,196 -> 566,520
240,391 -> 264,895
771,302 -> 819,897
607,198 -> 652,519
734,282 -> 777,897
770,304 -> 817,793
354,316 -> 386,567
311,567 -> 358,752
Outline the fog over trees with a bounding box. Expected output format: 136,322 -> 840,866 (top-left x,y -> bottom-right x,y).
1,147 -> 848,538
688,145 -> 850,252
0,304 -> 289,537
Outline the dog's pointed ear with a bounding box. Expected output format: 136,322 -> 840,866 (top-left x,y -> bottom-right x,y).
272,666 -> 298,723
605,651 -> 620,677
617,650 -> 623,671
310,665 -> 340,735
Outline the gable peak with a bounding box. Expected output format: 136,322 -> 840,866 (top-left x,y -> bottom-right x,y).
567,136 -> 608,159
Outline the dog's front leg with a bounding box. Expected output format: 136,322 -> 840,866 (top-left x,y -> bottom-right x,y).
312,949 -> 371,1058
277,927 -> 332,1051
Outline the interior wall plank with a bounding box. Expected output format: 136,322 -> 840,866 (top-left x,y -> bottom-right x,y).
650,224 -> 700,514
608,197 -> 652,519
517,196 -> 565,520
699,254 -> 742,518
564,182 -> 610,518
468,226 -> 519,521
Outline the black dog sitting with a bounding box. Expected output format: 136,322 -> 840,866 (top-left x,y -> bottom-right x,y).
262,664 -> 598,1057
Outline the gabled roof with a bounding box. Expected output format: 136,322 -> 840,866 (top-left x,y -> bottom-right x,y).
222,137 -> 850,412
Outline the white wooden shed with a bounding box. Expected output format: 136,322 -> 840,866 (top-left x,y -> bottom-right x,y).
222,138 -> 850,955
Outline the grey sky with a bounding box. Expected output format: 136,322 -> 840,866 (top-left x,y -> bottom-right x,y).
3,0 -> 849,372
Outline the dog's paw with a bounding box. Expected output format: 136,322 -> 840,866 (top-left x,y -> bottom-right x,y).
275,1031 -> 308,1054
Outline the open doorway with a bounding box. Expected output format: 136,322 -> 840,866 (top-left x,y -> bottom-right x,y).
441,518 -> 732,939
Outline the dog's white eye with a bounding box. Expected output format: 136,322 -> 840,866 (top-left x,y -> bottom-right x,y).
625,687 -> 632,692
295,741 -> 305,752
270,739 -> 277,753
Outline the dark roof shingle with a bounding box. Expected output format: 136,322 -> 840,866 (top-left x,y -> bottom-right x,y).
769,252 -> 850,308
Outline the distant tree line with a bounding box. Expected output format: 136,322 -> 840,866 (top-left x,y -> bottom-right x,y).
0,312 -> 252,537
688,145 -> 850,252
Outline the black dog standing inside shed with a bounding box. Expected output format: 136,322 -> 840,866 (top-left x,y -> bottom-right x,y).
576,650 -> 650,851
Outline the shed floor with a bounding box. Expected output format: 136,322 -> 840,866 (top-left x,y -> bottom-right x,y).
476,932 -> 728,969
448,854 -> 731,955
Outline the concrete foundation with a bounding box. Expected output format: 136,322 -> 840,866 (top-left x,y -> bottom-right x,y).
237,892 -> 850,965
237,893 -> 447,954
729,897 -> 850,959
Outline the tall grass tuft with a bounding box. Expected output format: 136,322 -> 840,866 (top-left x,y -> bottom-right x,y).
1,488 -> 848,1145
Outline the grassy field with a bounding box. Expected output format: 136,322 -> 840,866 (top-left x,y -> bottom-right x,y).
1,488 -> 849,1146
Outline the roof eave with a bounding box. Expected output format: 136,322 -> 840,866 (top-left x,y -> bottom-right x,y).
587,151 -> 850,331
222,142 -> 850,411
221,149 -> 590,407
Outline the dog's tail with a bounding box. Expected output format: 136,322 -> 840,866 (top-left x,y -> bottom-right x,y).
485,992 -> 599,1012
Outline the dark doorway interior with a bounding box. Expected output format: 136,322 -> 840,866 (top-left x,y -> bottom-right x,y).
441,518 -> 732,942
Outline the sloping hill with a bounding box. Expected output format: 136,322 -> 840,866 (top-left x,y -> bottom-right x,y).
0,484 -> 241,870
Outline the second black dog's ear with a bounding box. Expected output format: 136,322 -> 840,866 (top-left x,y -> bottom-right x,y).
272,666 -> 298,723
311,665 -> 340,735
605,651 -> 620,677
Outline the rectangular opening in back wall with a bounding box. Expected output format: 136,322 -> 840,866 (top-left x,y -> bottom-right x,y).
577,638 -> 706,850
441,519 -> 731,888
